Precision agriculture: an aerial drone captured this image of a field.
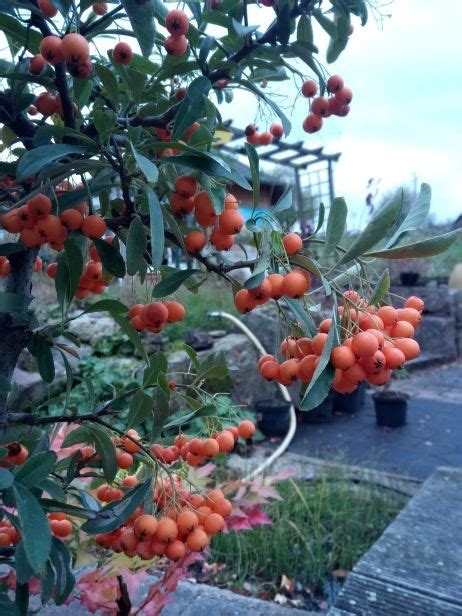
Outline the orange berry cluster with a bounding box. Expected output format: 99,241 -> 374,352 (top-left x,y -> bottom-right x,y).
163,9 -> 189,57
95,479 -> 232,562
0,519 -> 20,548
48,512 -> 73,538
46,251 -> 112,300
0,255 -> 43,278
245,122 -> 285,145
38,29 -> 93,79
301,75 -> 353,134
150,420 -> 256,467
258,293 -> 423,391
1,193 -> 107,250
129,300 -> 186,333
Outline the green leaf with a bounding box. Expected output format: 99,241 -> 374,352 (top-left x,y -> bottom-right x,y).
94,64 -> 119,104
152,268 -> 200,298
299,318 -> 338,411
326,11 -> 350,64
162,152 -> 252,190
93,108 -> 117,141
35,338 -> 55,384
151,385 -> 171,441
313,9 -> 337,38
245,142 -> 260,210
14,451 -> 57,488
16,145 -> 87,182
83,299 -> 128,316
196,351 -> 229,382
93,238 -> 126,278
325,197 -> 347,255
297,14 -> 314,44
386,183 -> 431,248
13,482 -> 52,573
126,215 -> 148,276
121,0 -> 156,57
0,468 -> 14,490
289,254 -> 322,278
338,190 -> 404,264
15,541 -> 35,584
127,390 -> 153,429
236,79 -> 291,136
112,313 -> 148,364
272,185 -> 292,215
365,229 -> 462,260
285,297 -> 317,337
39,498 -> 97,519
49,538 -> 75,605
143,352 -> 168,386
313,203 -> 326,235
87,423 -> 118,483
40,562 -> 55,604
172,76 -> 211,140
32,125 -> 97,148
146,186 -> 164,270
183,343 -> 200,369
0,14 -> 42,54
368,269 -> 390,306
132,145 -> 158,184
81,479 -> 152,534
55,238 -> 84,316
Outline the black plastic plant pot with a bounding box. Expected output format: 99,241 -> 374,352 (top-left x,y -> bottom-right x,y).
400,272 -> 420,286
373,392 -> 409,428
255,399 -> 291,437
333,383 -> 366,414
301,392 -> 334,424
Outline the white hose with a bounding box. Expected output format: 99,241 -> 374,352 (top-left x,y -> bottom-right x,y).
206,311 -> 297,480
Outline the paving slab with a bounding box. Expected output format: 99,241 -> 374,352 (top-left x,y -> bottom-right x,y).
331,467 -> 462,615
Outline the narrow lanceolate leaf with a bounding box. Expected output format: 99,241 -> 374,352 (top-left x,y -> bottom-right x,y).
127,390 -> 153,429
121,0 -> 156,57
14,451 -> 57,488
172,76 -> 212,140
132,145 -> 158,183
143,352 -> 168,386
152,268 -> 200,298
81,479 -> 152,534
83,299 -> 128,316
112,313 -> 148,364
368,269 -> 390,306
338,190 -> 404,264
55,238 -> 84,316
365,229 -> 462,259
13,482 -> 52,573
16,145 -> 87,182
386,183 -> 432,248
245,142 -> 260,209
151,384 -> 171,441
325,197 -> 348,255
236,79 -> 291,136
93,238 -> 126,278
0,467 -> 14,489
146,186 -> 164,270
285,297 -> 317,337
85,423 -> 118,483
313,203 -> 326,235
49,538 -> 75,605
299,317 -> 338,411
126,215 -> 148,276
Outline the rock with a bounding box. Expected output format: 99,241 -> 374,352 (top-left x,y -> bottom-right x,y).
208,330 -> 227,338
11,368 -> 47,408
67,313 -> 118,343
414,315 -> 457,360
185,329 -> 214,351
238,308 -> 284,356
139,330 -> 167,356
452,289 -> 462,325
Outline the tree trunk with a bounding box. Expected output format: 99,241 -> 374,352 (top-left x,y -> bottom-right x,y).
0,248 -> 36,434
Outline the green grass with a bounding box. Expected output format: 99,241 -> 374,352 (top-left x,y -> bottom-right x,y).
210,475 -> 408,593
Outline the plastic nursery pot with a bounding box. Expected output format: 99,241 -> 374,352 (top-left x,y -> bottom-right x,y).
255,399 -> 291,437
400,272 -> 420,286
373,392 -> 409,428
300,391 -> 334,424
333,383 -> 366,415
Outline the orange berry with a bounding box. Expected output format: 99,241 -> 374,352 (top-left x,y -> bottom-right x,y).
134,514 -> 158,539
36,92 -> 58,116
156,517 -> 178,543
393,338 -> 420,360
81,215 -> 107,239
405,296 -> 424,312
383,346 -> 406,369
279,359 -> 299,383
367,368 -> 392,386
185,230 -> 207,253
39,36 -> 63,65
33,256 -> 43,273
216,430 -> 235,453
177,510 -> 199,534
92,3 -> 108,16
166,9 -> 190,36
170,193 -> 195,216
164,34 -> 188,56
390,320 -> 415,338
260,361 -> 280,381
123,429 -> 141,454
202,438 -> 220,458
282,272 -> 310,298
2,210 -> 23,233
319,318 -> 332,334
212,498 -> 232,517
397,307 -> 421,327
188,438 -> 203,456
122,475 -> 138,488
351,332 -> 379,358
142,302 -> 168,327
116,451 -> 133,470
113,41 -> 133,65
267,273 -> 284,300
210,227 -> 234,251
301,79 -> 318,97
258,354 -> 277,369
52,519 -> 72,538
165,301 -> 186,323
194,191 -> 217,226
311,332 -> 328,356
39,0 -> 58,18
219,210 -> 244,234
186,528 -> 209,552
376,305 -> 399,326
120,528 -> 139,554
29,55 -> 46,75
330,345 -> 356,370
204,513 -> 225,535
60,208 -> 83,230
361,350 -> 386,372
61,33 -> 90,64
28,194 -> 52,218
283,232 -> 303,255
175,175 -> 197,198
224,193 -> 239,210
165,538 -> 186,561
237,420 -> 255,439
298,355 -> 318,382
234,289 -> 257,314
343,362 -> 367,384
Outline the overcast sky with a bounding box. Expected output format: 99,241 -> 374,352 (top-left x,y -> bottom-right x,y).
229,0 -> 462,227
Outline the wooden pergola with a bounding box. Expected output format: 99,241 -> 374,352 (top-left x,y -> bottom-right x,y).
218,121 -> 342,220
